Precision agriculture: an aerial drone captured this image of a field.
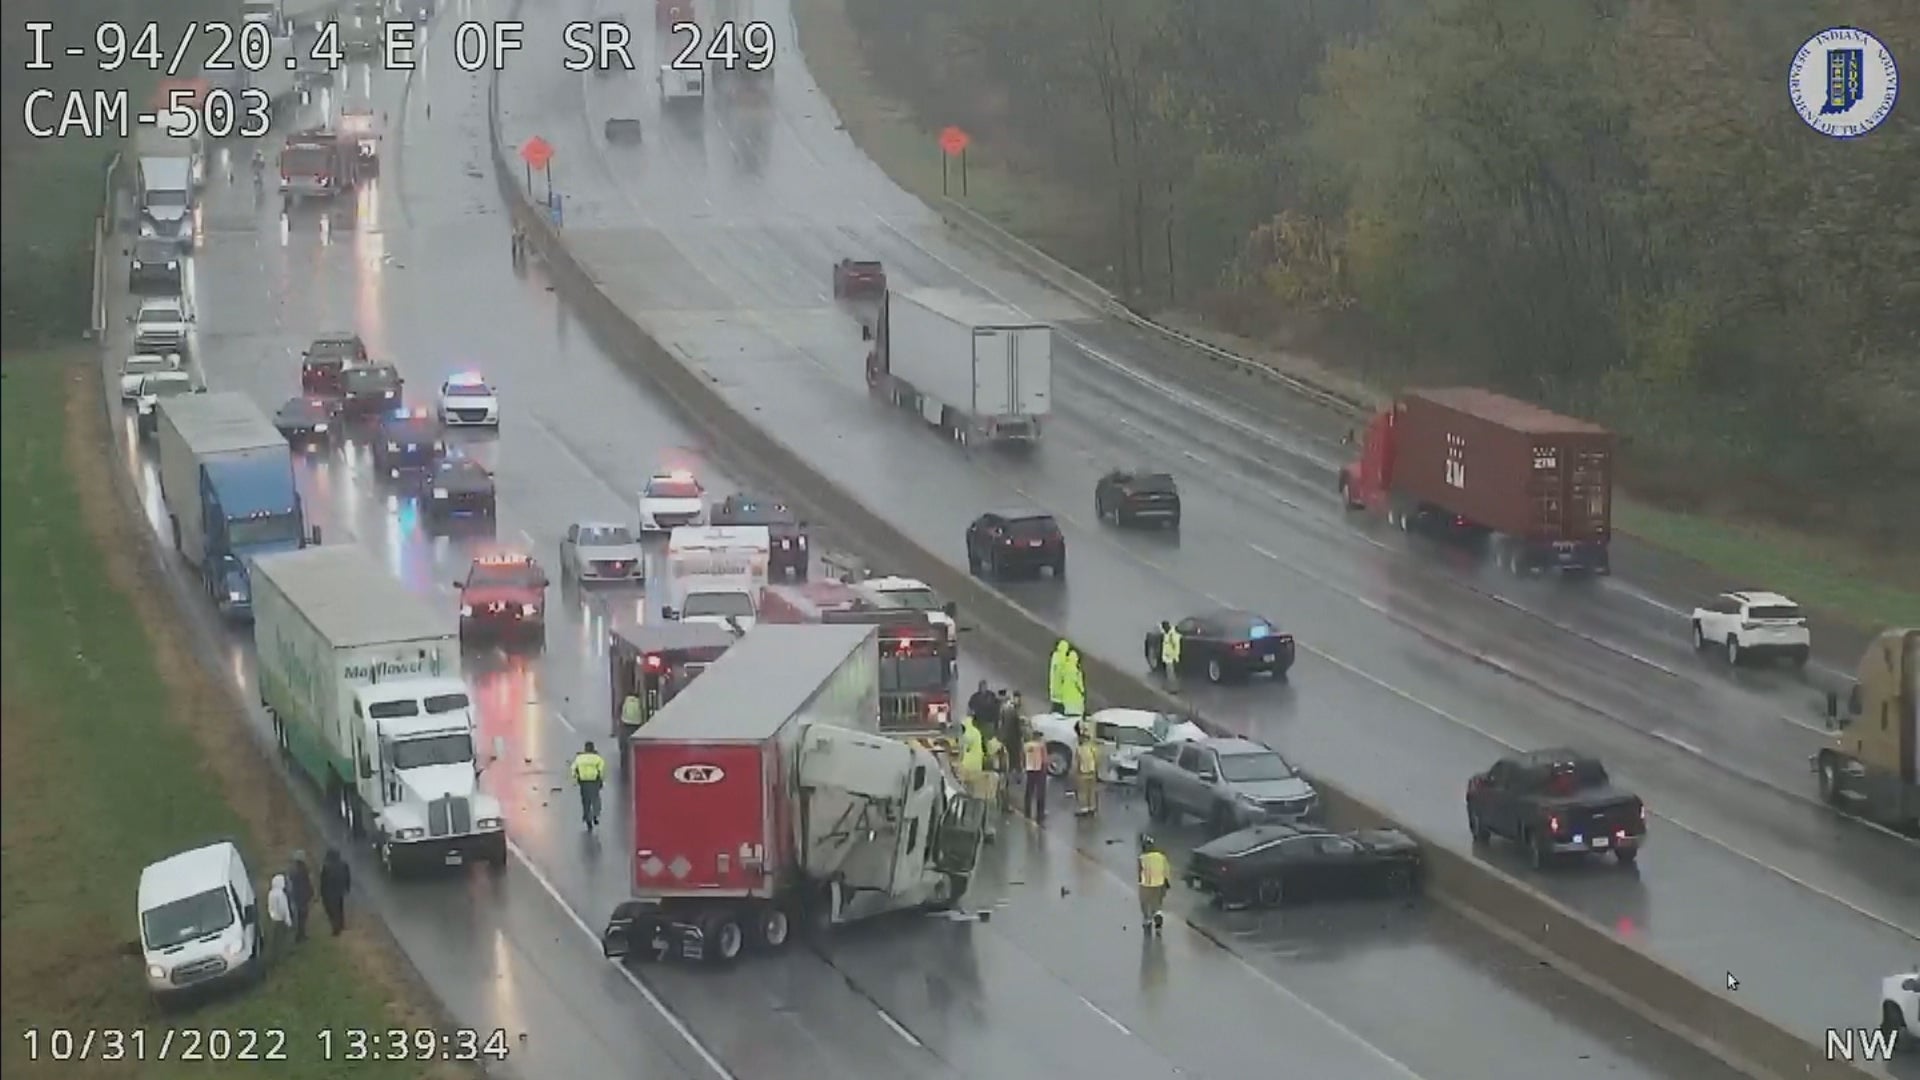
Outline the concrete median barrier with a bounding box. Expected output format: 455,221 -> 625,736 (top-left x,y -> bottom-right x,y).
482,46 -> 1872,1080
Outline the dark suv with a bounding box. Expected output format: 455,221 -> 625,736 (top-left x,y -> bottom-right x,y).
128,238 -> 183,293
710,492 -> 809,579
965,510 -> 1066,580
1095,468 -> 1181,529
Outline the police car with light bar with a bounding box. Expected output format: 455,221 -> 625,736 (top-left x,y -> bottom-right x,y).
438,372 -> 500,427
638,470 -> 707,534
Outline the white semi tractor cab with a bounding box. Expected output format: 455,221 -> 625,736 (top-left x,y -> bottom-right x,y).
251,545 -> 507,872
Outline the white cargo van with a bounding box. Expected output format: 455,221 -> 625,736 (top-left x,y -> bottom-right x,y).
662,525 -> 769,633
137,841 -> 262,1004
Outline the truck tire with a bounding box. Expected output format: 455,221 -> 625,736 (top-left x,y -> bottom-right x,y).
1690,622 -> 1707,650
1255,876 -> 1285,907
1525,829 -> 1550,870
1046,743 -> 1073,778
1468,808 -> 1491,844
1613,846 -> 1638,866
1052,554 -> 1066,578
1817,755 -> 1844,806
703,913 -> 745,964
1206,658 -> 1226,684
1725,637 -> 1742,666
1145,783 -> 1172,823
749,907 -> 791,950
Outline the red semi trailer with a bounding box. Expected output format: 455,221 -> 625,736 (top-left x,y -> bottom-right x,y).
1339,388 -> 1614,575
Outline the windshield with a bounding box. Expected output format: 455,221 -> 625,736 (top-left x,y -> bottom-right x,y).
146,190 -> 188,209
227,512 -> 300,548
390,732 -> 475,769
469,562 -> 538,588
135,242 -> 174,261
1124,473 -> 1176,493
125,357 -> 169,375
282,145 -> 332,174
1006,516 -> 1057,538
580,525 -> 635,546
879,655 -> 947,692
141,887 -> 235,950
683,591 -> 754,618
1749,604 -> 1803,621
444,382 -> 493,397
425,692 -> 470,714
1102,725 -> 1161,747
878,586 -> 939,610
646,478 -> 701,499
309,340 -> 357,359
147,377 -> 193,397
1219,751 -> 1296,783
342,367 -> 396,391
139,307 -> 182,324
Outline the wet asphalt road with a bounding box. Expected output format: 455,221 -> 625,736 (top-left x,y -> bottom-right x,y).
82,13 -> 1766,1080
484,0 -> 1920,1049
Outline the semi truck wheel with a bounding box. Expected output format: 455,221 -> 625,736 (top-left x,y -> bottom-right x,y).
750,907 -> 791,951
1817,756 -> 1843,805
703,913 -> 745,964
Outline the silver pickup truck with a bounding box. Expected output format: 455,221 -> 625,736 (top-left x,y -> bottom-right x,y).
1138,736 -> 1319,836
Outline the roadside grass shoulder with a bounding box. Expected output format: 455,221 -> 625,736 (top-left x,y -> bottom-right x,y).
1,348 -> 467,1080
789,0 -> 1914,633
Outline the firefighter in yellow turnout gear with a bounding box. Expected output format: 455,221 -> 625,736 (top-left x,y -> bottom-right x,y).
1138,833 -> 1170,932
1074,724 -> 1100,816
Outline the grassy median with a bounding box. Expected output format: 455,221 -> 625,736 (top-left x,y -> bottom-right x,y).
790,0 -> 1918,632
1,349 -> 470,1080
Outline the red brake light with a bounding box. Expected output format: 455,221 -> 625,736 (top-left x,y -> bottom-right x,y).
1232,642 -> 1250,654
644,653 -> 663,671
1548,815 -> 1562,834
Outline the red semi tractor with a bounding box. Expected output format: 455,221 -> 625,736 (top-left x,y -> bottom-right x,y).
1339,388 -> 1615,576
601,623 -> 985,965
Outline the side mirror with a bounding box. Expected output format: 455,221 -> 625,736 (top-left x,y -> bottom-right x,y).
661,607 -> 679,620
1196,770 -> 1217,783
243,902 -> 258,926
861,324 -> 873,341
450,581 -> 464,590
358,756 -> 373,780
943,601 -> 958,618
1824,690 -> 1839,719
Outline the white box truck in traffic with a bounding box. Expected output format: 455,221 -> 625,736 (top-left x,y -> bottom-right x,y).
865,286 -> 1052,446
155,392 -> 310,621
602,624 -> 986,964
662,525 -> 770,633
252,545 -> 507,872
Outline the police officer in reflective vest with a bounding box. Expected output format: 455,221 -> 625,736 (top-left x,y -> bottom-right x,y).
1048,640 -> 1072,713
1060,648 -> 1086,717
1159,620 -> 1182,692
1022,724 -> 1049,823
571,742 -> 608,831
1138,834 -> 1171,932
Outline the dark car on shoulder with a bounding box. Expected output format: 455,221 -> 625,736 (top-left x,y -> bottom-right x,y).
710,493 -> 808,580
128,238 -> 184,293
1185,823 -> 1422,909
273,395 -> 342,451
301,333 -> 368,397
966,510 -> 1065,580
1095,468 -> 1181,529
1466,749 -> 1646,869
1146,608 -> 1294,683
371,409 -> 445,485
832,258 -> 886,299
339,362 -> 403,418
424,458 -> 497,529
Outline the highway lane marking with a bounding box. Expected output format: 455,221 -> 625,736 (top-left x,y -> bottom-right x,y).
1081,998 -> 1132,1036
552,710 -> 581,735
873,1008 -> 923,1049
1180,449 -> 1211,466
1652,731 -> 1707,757
505,837 -> 738,1080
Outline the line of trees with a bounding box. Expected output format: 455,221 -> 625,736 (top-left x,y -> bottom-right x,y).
843,0 -> 1918,544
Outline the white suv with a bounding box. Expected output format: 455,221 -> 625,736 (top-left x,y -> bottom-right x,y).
1882,970 -> 1919,1050
1690,591 -> 1811,668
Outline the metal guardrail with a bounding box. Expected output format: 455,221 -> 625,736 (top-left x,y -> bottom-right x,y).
483,44 -> 1868,1080
932,196 -> 1372,418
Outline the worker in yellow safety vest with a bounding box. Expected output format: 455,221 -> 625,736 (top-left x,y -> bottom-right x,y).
1074,724 -> 1100,816
959,714 -> 985,804
1047,640 -> 1072,713
1137,833 -> 1170,932
1021,724 -> 1049,823
1159,621 -> 1182,692
1059,648 -> 1086,717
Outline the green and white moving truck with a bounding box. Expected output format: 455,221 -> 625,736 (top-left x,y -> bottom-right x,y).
252,545 -> 507,871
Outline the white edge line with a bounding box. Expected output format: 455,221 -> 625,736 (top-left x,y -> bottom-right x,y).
552,710 -> 581,735
873,1008 -> 922,1048
1081,997 -> 1132,1036
504,838 -> 736,1080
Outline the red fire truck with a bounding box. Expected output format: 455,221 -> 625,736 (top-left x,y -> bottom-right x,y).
607,621 -> 736,737
279,128 -> 356,201
758,580 -> 954,736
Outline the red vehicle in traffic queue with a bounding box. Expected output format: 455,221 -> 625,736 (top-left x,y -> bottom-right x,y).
454,554 -> 550,646
279,129 -> 357,202
758,581 -> 954,738
608,621 -> 737,738
1339,388 -> 1615,576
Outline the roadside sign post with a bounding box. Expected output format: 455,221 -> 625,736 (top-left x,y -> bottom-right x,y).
939,126 -> 970,197
519,136 -> 555,204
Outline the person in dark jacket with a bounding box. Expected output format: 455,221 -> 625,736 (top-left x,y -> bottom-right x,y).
319,848 -> 352,936
287,850 -> 315,942
967,680 -> 999,729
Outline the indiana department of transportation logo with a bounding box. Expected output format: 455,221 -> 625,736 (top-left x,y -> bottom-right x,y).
1789,27 -> 1899,138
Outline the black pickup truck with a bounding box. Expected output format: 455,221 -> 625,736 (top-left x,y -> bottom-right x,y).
1465,749 -> 1645,869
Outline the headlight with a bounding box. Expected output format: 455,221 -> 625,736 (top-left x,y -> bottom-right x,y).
460,604 -> 473,616
132,260 -> 144,269
167,260 -> 178,269
227,590 -> 244,602
313,423 -> 328,433
383,390 -> 395,398
432,487 -> 449,499
224,937 -> 246,959
797,535 -> 807,547
396,827 -> 425,840
147,964 -> 167,981
521,603 -> 537,616
386,441 -> 399,452
476,817 -> 503,830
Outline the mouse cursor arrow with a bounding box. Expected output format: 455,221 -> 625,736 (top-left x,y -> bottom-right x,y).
1725,972 -> 1740,992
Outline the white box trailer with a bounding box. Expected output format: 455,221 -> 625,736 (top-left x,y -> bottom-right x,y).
663,525 -> 769,632
252,546 -> 507,871
867,287 -> 1052,446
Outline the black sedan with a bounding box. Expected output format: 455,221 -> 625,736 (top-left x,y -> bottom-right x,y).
340,362 -> 404,418
273,395 -> 342,450
1185,824 -> 1421,908
424,458 -> 497,530
1095,468 -> 1181,528
1146,608 -> 1295,683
